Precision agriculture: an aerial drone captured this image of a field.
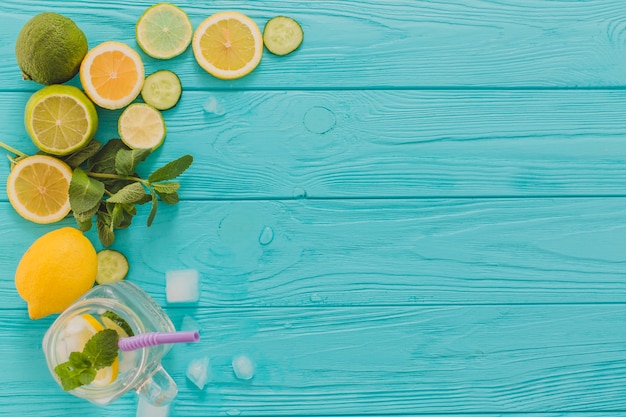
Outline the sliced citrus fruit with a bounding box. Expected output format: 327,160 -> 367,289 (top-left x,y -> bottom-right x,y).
60,313 -> 118,386
80,41 -> 145,110
118,103 -> 166,150
7,155 -> 72,224
192,11 -> 263,80
136,3 -> 193,59
24,85 -> 98,156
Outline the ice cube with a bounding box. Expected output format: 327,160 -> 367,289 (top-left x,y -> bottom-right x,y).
202,97 -> 225,115
136,396 -> 171,417
232,354 -> 255,380
186,356 -> 210,390
181,315 -> 201,332
165,269 -> 200,304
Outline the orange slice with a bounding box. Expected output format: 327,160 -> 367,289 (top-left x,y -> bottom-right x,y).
80,41 -> 145,110
7,155 -> 72,224
192,11 -> 263,80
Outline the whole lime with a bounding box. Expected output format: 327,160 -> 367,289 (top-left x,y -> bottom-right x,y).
15,12 -> 88,85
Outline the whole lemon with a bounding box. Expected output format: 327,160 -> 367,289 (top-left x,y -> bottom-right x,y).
15,12 -> 88,85
15,227 -> 98,319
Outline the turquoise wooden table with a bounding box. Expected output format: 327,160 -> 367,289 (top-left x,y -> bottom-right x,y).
2,0 -> 626,416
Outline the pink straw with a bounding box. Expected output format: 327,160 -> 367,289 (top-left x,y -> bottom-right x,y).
118,331 -> 200,351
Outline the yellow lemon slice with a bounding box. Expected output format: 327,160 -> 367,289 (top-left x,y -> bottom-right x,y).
80,41 -> 145,110
192,11 -> 263,80
7,155 -> 72,224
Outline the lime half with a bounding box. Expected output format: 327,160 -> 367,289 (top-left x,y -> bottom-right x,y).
136,3 -> 193,59
24,85 -> 98,156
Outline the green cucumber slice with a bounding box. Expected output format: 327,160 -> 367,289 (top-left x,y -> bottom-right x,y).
141,70 -> 182,111
95,249 -> 129,285
263,16 -> 303,56
101,310 -> 134,337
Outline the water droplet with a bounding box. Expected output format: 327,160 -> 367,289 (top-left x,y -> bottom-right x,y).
203,97 -> 225,115
304,106 -> 336,134
293,187 -> 307,199
259,226 -> 274,245
226,409 -> 241,416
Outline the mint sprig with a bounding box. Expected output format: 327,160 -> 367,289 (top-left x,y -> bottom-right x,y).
54,328 -> 119,391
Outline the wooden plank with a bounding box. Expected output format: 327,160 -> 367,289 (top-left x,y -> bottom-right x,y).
2,197 -> 626,308
2,305 -> 626,415
2,90 -> 626,199
2,0 -> 626,89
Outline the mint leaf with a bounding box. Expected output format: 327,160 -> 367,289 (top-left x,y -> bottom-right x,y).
147,189 -> 158,227
63,139 -> 102,168
69,168 -> 105,213
83,329 -> 119,370
157,190 -> 179,204
108,203 -> 125,229
97,213 -> 115,247
115,148 -> 151,176
153,182 -> 180,194
148,155 -> 193,182
88,139 -> 128,175
107,182 -> 147,204
54,352 -> 97,391
73,202 -> 99,232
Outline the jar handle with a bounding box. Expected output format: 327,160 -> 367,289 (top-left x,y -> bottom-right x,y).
135,365 -> 178,406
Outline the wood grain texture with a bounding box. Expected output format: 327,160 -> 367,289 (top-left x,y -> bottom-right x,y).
1,198 -> 625,308
2,306 -> 626,416
2,89 -> 626,199
2,0 -> 626,89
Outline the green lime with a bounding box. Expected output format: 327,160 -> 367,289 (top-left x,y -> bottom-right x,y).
95,249 -> 129,285
136,3 -> 193,59
118,103 -> 166,150
24,85 -> 98,156
101,310 -> 134,337
15,12 -> 88,85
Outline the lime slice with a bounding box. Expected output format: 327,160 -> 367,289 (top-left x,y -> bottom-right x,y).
101,310 -> 134,337
263,16 -> 304,56
141,70 -> 182,110
95,249 -> 129,285
24,84 -> 98,155
118,103 -> 166,150
136,3 -> 193,59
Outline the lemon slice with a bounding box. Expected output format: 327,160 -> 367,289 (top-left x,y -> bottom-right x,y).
61,313 -> 119,386
7,155 -> 72,224
24,85 -> 98,156
136,3 -> 193,59
192,11 -> 263,80
80,41 -> 145,110
118,103 -> 166,150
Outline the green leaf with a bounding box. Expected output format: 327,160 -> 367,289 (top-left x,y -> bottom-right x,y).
72,203 -> 99,232
121,203 -> 137,216
148,155 -> 193,183
107,182 -> 147,204
157,190 -> 179,204
63,139 -> 102,168
97,213 -> 115,247
87,139 -> 129,175
147,189 -> 158,227
69,168 -> 105,214
83,329 -> 119,370
115,148 -> 151,176
153,182 -> 180,194
54,351 -> 97,391
109,203 -> 125,229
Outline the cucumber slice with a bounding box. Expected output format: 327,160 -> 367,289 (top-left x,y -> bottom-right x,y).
263,16 -> 303,56
101,310 -> 134,337
95,249 -> 129,285
141,70 -> 182,111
